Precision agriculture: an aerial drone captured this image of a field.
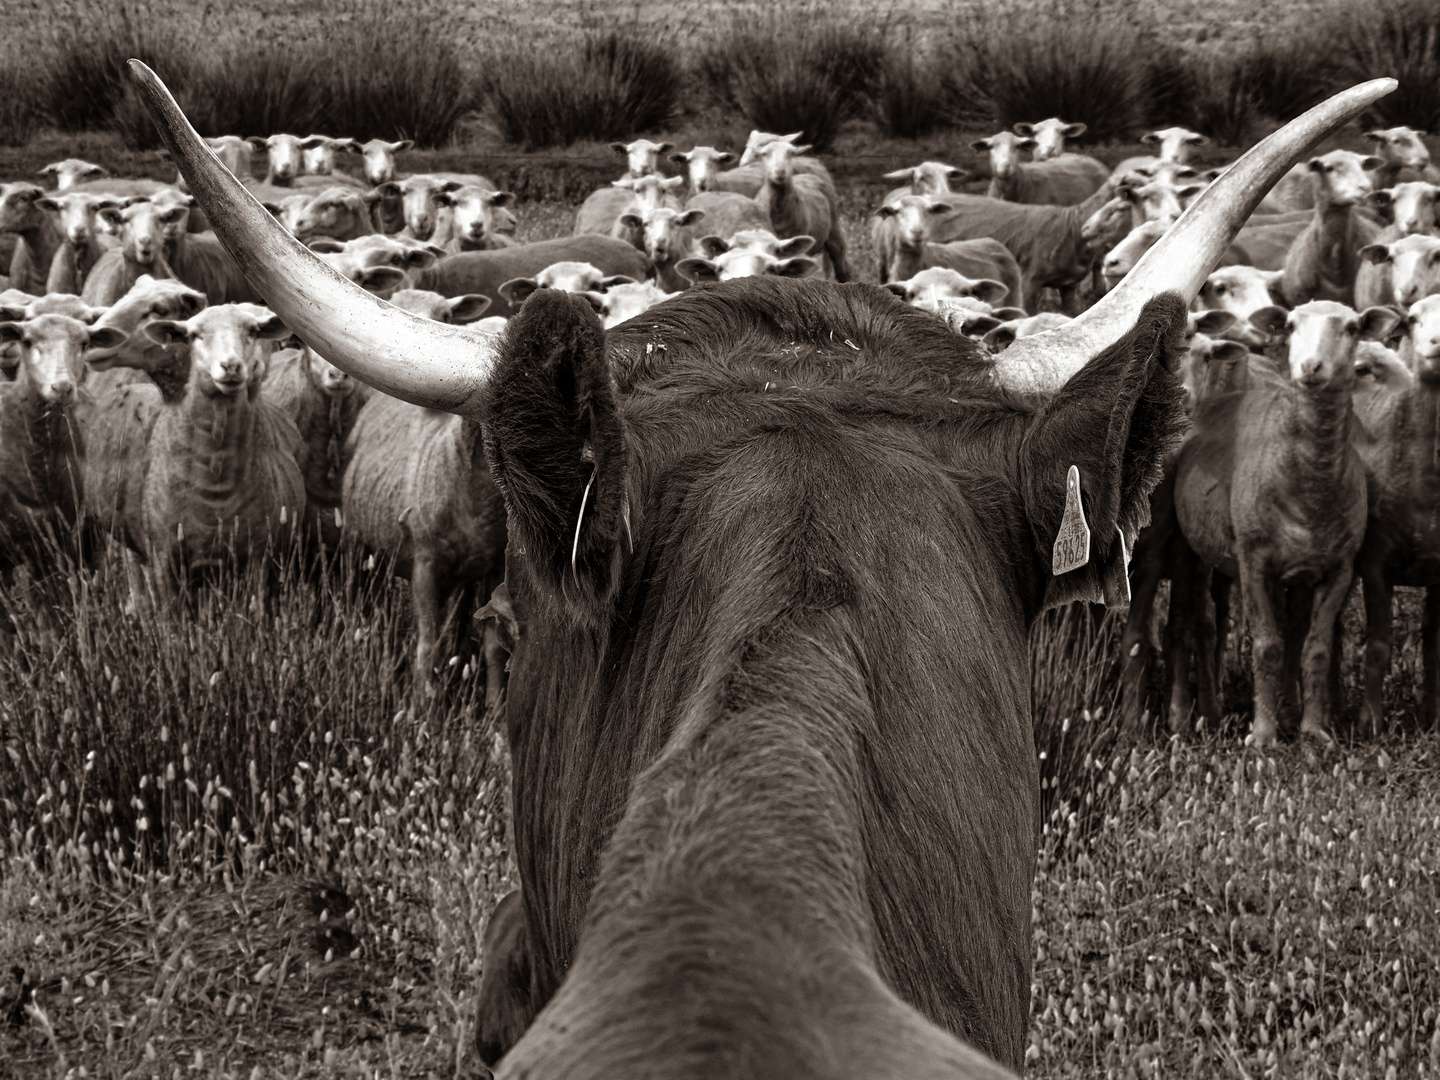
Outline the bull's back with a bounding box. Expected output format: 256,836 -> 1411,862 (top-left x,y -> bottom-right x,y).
413,237 -> 649,315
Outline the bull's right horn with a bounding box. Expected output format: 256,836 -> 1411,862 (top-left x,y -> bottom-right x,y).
994,79 -> 1396,396
126,60 -> 495,419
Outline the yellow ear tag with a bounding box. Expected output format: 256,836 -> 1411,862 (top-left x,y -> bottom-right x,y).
1052,465 -> 1090,576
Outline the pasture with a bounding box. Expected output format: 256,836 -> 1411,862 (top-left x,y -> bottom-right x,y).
3,1 -> 1440,1077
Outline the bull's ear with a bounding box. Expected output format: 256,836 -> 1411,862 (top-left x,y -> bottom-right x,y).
484,290 -> 628,616
1019,291 -> 1187,610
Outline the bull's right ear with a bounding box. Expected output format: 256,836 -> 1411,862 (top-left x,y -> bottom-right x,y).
484,290 -> 629,619
1018,292 -> 1188,611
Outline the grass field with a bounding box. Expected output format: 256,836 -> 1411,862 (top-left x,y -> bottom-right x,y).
3,1 -> 1440,1075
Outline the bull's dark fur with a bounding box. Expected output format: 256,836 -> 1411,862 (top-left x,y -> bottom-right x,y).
479,277 -> 1187,1078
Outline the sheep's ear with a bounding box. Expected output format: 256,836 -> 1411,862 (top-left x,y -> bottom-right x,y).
1140,132 -> 1160,146
676,257 -> 718,283
1012,123 -> 1035,137
971,279 -> 1009,305
668,152 -> 689,165
499,277 -> 540,305
1359,306 -> 1402,342
255,312 -> 291,340
984,325 -> 1018,351
306,238 -> 346,253
1186,133 -> 1210,146
773,257 -> 818,278
698,236 -> 729,258
774,235 -> 815,259
970,139 -> 992,153
883,282 -> 910,298
1063,122 -> 1087,138
1359,243 -> 1392,266
355,266 -> 407,295
1192,309 -> 1237,337
882,167 -> 915,182
607,142 -> 628,156
1248,306 -> 1289,337
143,320 -> 192,347
446,294 -> 493,324
601,275 -> 636,290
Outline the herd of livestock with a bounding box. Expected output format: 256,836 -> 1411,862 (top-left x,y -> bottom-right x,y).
3,94 -> 1439,752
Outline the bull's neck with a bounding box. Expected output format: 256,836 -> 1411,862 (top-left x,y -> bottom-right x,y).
513,620 -> 885,1070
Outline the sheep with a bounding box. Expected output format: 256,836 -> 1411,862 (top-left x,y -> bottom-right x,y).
971,131 -> 1111,205
498,260 -> 638,308
38,159 -> 109,192
2,183 -> 65,296
871,195 -> 1024,308
0,311 -> 127,575
411,236 -> 649,317
443,186 -> 518,253
115,304 -> 303,587
1174,301 -> 1400,744
580,280 -> 677,329
618,206 -> 707,292
1362,126 -> 1440,187
752,136 -> 847,280
358,138 -> 413,186
82,199 -> 183,307
1013,119 -> 1087,162
1279,150 -> 1384,307
609,138 -> 674,180
341,291 -> 508,704
35,191 -> 119,294
1354,182 -> 1440,308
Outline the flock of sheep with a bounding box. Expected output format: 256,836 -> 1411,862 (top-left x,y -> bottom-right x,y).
2,116 -> 1439,741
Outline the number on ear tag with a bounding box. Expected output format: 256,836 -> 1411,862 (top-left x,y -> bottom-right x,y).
1052,465 -> 1090,576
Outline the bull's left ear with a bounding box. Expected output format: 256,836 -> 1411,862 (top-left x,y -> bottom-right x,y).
484,289 -> 629,619
1018,292 -> 1187,610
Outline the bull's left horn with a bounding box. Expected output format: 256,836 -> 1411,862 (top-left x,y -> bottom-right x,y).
995,78 -> 1396,395
127,59 -> 494,418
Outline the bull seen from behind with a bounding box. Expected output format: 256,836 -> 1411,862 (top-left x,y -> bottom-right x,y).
134,61 -> 1395,1079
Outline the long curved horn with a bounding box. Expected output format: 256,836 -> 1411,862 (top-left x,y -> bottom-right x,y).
995,79 -> 1396,395
126,60 -> 494,418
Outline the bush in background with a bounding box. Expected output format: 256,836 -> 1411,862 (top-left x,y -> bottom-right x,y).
311,3 -> 474,147
0,55 -> 42,146
705,10 -> 885,152
483,29 -> 679,149
942,2 -> 1147,143
1342,0 -> 1440,131
871,35 -> 950,139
